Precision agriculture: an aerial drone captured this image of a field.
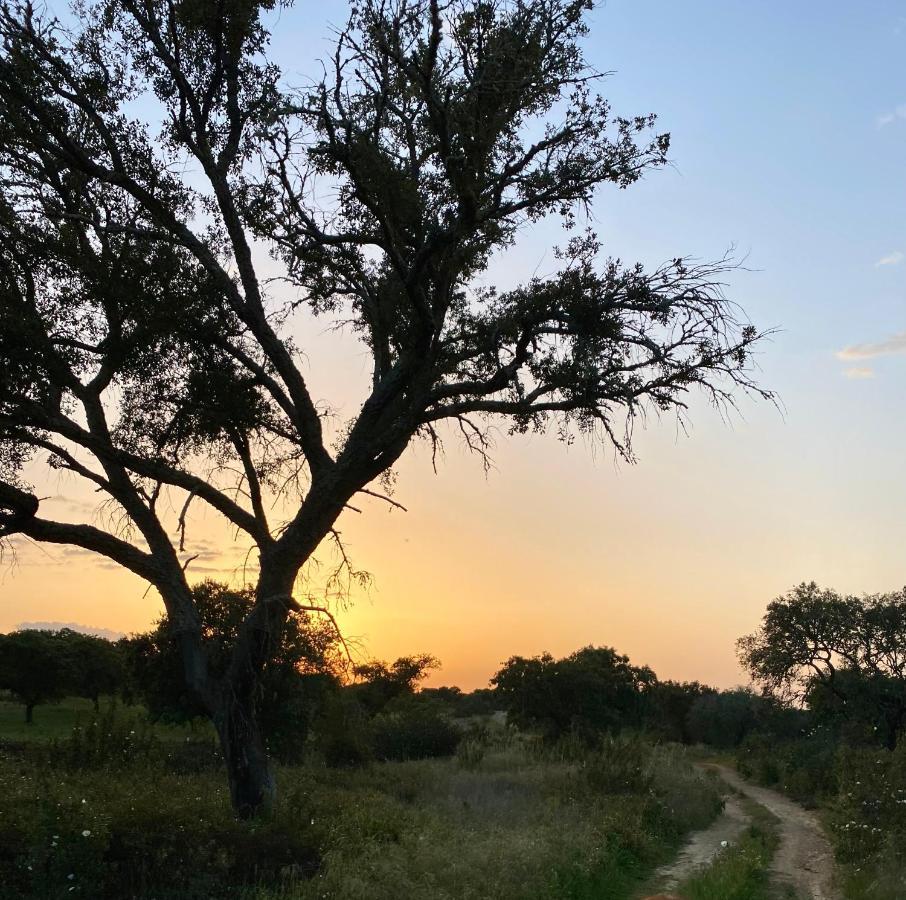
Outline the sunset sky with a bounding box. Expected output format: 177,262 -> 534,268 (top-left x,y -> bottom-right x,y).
3,0 -> 906,691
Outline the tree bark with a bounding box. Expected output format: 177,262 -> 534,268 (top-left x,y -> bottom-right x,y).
214,692 -> 275,820
212,562 -> 299,819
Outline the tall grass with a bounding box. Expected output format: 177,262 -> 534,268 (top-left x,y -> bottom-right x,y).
0,714 -> 723,900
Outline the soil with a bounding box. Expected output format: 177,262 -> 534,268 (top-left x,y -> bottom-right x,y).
654,791 -> 751,889
705,764 -> 841,900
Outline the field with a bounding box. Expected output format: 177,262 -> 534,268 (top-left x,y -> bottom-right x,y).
0,697 -> 730,900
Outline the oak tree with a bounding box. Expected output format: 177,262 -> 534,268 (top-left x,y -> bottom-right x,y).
1,0 -> 771,815
739,583 -> 906,749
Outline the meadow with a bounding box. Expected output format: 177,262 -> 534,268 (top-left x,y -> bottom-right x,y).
0,697 -> 729,900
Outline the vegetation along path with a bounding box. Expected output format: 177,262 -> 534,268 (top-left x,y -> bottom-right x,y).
703,764 -> 841,900
654,791 -> 752,890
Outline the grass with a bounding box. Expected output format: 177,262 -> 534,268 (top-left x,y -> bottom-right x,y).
0,697 -> 211,743
674,800 -> 797,900
0,708 -> 724,900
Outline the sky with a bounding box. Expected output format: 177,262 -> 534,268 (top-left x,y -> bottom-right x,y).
2,1 -> 906,690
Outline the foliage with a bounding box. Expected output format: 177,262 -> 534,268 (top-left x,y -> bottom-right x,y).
643,679 -> 716,743
0,0 -> 771,814
0,711 -> 723,900
0,630 -> 79,722
684,688 -> 765,749
492,645 -> 656,738
370,695 -> 461,761
736,730 -> 838,803
49,631 -> 125,712
0,755 -> 320,900
675,815 -> 782,900
739,582 -> 906,749
350,654 -> 439,716
314,690 -> 375,768
828,742 -> 906,879
120,580 -> 344,759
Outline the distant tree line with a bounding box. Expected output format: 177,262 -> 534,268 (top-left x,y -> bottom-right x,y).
0,581 -> 487,765
5,579 -> 904,763
490,645 -> 800,749
0,627 -> 123,723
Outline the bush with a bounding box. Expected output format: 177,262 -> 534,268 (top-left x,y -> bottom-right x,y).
371,700 -> 461,762
0,761 -> 320,899
316,692 -> 373,767
582,734 -> 652,795
45,705 -> 158,770
736,732 -> 838,804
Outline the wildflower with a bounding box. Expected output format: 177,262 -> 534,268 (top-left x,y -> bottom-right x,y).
81,830 -> 91,838
67,874 -> 75,880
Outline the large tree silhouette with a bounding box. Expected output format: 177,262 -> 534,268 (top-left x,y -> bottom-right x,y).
0,0 -> 772,815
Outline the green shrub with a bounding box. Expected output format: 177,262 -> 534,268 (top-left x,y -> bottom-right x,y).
736,731 -> 838,803
0,757 -> 320,899
582,734 -> 652,795
678,821 -> 778,900
316,693 -> 373,767
371,701 -> 461,761
456,736 -> 486,769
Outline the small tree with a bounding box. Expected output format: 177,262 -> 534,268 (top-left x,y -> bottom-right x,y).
0,0 -> 772,815
350,654 -> 439,715
643,679 -> 715,743
684,687 -> 761,749
0,629 -> 69,722
739,582 -> 906,749
492,645 -> 655,738
60,629 -> 124,712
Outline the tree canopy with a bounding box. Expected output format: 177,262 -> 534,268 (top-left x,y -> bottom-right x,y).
739,582 -> 906,748
492,645 -> 656,737
0,0 -> 772,815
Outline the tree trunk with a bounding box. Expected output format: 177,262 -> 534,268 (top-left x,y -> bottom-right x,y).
92,695 -> 100,713
25,702 -> 34,724
214,693 -> 275,820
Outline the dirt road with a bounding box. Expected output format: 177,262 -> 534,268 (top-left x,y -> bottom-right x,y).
654,791 -> 751,888
705,764 -> 841,900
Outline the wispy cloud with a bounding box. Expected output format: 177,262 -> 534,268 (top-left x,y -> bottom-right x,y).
837,330 -> 906,361
876,251 -> 904,267
843,366 -> 875,380
878,104 -> 906,127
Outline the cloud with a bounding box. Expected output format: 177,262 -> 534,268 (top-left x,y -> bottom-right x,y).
843,367 -> 875,379
878,104 -> 906,127
875,251 -> 904,267
837,330 -> 906,361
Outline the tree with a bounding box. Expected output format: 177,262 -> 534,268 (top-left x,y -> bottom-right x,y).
350,654 -> 439,715
739,582 -> 906,749
643,679 -> 715,743
684,687 -> 761,749
0,629 -> 69,722
60,629 -> 124,711
492,645 -> 655,737
0,0 -> 772,815
121,580 -> 344,756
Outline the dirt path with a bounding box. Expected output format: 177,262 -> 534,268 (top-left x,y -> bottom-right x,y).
654,792 -> 751,889
705,764 -> 841,900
